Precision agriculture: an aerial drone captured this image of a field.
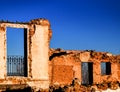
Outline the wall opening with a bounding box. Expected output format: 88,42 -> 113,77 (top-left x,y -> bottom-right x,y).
101,62 -> 111,75
81,62 -> 93,85
7,27 -> 27,76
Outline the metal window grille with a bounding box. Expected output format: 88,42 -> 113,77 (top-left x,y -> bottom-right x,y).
7,56 -> 24,76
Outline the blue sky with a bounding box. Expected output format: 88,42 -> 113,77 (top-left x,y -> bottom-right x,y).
0,0 -> 120,55
7,28 -> 24,56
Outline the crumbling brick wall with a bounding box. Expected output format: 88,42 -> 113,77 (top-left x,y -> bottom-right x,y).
49,48 -> 120,86
0,18 -> 120,91
49,48 -> 82,85
51,65 -> 74,85
117,55 -> 120,80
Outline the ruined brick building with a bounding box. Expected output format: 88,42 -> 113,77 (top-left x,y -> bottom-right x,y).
0,18 -> 120,91
49,48 -> 120,85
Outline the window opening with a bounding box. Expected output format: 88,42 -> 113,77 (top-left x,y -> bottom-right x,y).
101,62 -> 111,75
7,27 -> 27,76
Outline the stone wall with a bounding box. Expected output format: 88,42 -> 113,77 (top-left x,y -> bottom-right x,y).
0,18 -> 51,90
0,19 -> 120,91
49,48 -> 120,86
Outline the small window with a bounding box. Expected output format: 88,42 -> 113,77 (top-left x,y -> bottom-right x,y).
101,62 -> 111,75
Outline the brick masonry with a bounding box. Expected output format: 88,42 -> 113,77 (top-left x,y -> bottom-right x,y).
0,19 -> 120,91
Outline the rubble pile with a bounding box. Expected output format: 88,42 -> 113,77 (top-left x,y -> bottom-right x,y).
48,79 -> 120,92
1,79 -> 120,92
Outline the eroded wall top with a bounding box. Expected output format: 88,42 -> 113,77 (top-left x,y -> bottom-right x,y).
0,18 -> 52,41
49,48 -> 120,63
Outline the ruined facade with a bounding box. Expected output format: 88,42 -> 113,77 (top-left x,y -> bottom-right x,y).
0,19 -> 52,90
49,49 -> 120,84
0,19 -> 120,91
49,49 -> 120,91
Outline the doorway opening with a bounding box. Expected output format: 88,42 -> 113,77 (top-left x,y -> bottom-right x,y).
7,27 -> 27,76
81,62 -> 93,85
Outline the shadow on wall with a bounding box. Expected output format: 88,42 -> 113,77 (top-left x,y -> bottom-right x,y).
49,52 -> 67,60
6,87 -> 32,92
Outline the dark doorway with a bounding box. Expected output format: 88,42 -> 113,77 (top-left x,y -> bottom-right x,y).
81,62 -> 93,85
7,27 -> 27,76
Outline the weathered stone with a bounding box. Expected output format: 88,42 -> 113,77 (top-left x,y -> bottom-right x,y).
0,18 -> 51,90
49,49 -> 120,91
80,51 -> 90,61
0,18 -> 120,91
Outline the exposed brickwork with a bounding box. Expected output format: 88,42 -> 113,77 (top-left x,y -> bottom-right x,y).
52,65 -> 73,85
49,48 -> 120,87
0,19 -> 120,91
